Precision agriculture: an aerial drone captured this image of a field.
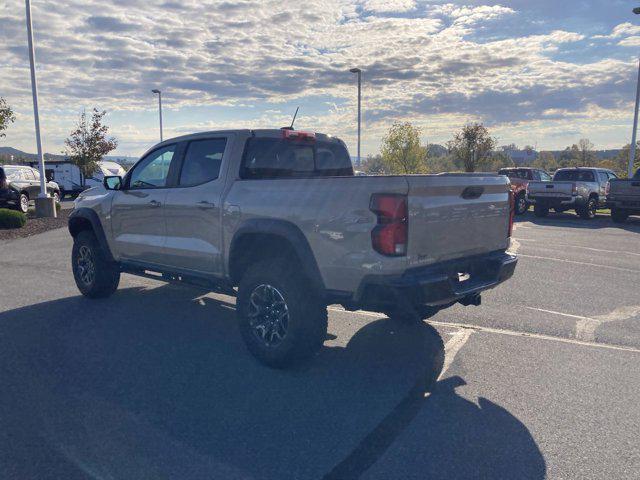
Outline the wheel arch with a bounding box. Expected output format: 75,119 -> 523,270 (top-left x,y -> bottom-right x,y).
228,219 -> 325,294
68,208 -> 115,262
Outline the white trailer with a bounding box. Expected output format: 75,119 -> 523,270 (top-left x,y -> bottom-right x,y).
28,160 -> 127,198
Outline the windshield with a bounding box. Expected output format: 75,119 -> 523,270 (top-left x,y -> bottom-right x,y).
634,169 -> 640,180
3,166 -> 20,181
554,170 -> 595,182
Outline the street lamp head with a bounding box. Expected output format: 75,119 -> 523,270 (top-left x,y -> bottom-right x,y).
634,7 -> 640,14
151,89 -> 161,94
349,68 -> 361,74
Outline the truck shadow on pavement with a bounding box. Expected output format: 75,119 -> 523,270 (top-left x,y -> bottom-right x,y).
0,284 -> 545,479
518,212 -> 640,232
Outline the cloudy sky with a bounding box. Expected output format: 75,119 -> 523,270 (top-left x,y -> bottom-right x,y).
2,0 -> 640,158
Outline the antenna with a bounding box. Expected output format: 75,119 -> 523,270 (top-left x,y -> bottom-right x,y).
290,106 -> 299,129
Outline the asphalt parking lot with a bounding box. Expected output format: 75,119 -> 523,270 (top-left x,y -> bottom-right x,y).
0,212 -> 639,479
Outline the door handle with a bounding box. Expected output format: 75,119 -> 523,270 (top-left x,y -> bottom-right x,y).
197,200 -> 216,209
149,200 -> 161,208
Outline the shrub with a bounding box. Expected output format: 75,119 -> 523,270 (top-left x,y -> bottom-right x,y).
0,208 -> 27,229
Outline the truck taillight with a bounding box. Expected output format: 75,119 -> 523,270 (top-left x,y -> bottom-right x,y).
605,181 -> 611,196
370,194 -> 408,256
508,190 -> 515,238
282,129 -> 316,141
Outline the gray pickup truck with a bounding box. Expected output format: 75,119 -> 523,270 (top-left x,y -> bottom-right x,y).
68,129 -> 517,367
527,167 -> 616,219
607,168 -> 640,223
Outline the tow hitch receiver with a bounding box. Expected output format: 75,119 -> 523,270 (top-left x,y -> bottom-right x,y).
459,294 -> 482,307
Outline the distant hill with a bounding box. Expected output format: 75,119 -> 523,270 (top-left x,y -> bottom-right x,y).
0,146 -> 138,165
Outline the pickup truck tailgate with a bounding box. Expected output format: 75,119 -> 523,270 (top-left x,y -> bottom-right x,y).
406,174 -> 510,268
610,179 -> 640,198
528,181 -> 574,196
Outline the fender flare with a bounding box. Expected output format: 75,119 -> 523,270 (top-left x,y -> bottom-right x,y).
229,218 -> 325,292
68,208 -> 115,262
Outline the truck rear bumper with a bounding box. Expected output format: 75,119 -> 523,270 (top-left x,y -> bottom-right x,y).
607,199 -> 640,211
353,251 -> 517,311
528,195 -> 582,208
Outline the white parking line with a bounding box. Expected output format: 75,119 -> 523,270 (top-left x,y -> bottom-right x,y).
329,306 -> 640,353
525,306 -> 640,342
516,238 -> 640,257
438,329 -> 472,381
518,253 -> 640,274
429,320 -> 640,354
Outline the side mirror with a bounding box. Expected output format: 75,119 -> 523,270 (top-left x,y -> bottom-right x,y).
104,176 -> 122,191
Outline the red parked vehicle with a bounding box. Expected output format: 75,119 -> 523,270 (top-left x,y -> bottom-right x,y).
498,167 -> 552,215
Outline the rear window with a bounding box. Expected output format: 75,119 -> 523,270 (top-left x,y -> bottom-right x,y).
240,137 -> 353,179
554,170 -> 595,182
499,169 -> 530,180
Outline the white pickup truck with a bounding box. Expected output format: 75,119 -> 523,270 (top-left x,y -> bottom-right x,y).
69,128 -> 517,367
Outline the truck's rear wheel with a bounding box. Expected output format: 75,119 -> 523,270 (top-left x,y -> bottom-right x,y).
611,207 -> 629,224
533,205 -> 549,217
514,193 -> 528,215
72,230 -> 120,299
578,197 -> 597,219
237,259 -> 327,368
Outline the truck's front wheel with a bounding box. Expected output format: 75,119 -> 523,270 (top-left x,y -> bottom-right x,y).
237,259 -> 328,368
72,231 -> 120,299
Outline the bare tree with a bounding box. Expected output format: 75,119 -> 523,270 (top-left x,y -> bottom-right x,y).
64,108 -> 118,185
577,138 -> 596,166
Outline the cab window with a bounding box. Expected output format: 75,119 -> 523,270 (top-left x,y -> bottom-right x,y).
241,137 -> 353,179
129,145 -> 176,189
179,138 -> 227,186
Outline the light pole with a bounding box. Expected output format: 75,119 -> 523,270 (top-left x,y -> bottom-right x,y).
151,89 -> 163,142
629,7 -> 640,177
25,0 -> 44,197
25,0 -> 55,217
350,68 -> 362,167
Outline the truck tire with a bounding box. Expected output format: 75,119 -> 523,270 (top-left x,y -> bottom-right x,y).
577,197 -> 597,220
515,192 -> 528,215
533,205 -> 549,217
611,208 -> 629,224
72,230 -> 120,299
16,193 -> 29,214
237,259 -> 328,368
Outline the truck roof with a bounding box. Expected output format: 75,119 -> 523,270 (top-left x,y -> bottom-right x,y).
156,128 -> 343,147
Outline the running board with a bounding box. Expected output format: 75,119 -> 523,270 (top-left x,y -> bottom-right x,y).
120,263 -> 236,296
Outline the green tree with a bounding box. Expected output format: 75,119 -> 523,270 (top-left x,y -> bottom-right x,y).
361,154 -> 388,174
64,108 -> 118,184
380,122 -> 426,174
0,97 -> 16,139
485,151 -> 514,171
612,142 -> 640,177
533,151 -> 558,172
447,123 -> 497,172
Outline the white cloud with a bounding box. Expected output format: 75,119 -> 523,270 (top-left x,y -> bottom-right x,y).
361,0 -> 416,13
0,0 -> 636,155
